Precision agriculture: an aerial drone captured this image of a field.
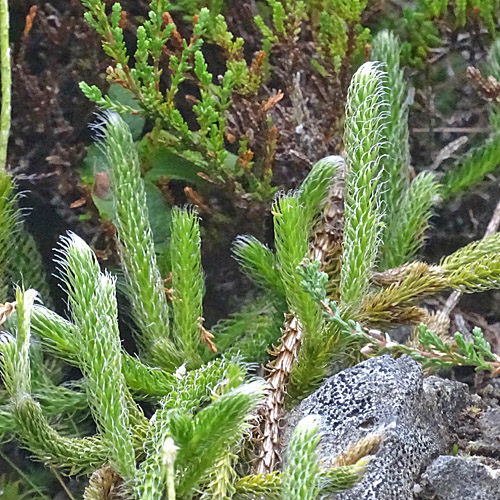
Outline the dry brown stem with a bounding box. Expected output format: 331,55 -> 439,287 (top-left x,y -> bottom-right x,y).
254,315 -> 302,474
253,159 -> 346,474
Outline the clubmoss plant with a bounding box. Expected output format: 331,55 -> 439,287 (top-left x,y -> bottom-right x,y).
441,37 -> 500,201
371,31 -> 440,270
5,0 -> 500,495
0,113 -> 375,497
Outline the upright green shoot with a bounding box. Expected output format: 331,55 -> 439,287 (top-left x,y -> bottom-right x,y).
340,62 -> 387,311
298,156 -> 343,227
0,289 -> 108,475
9,288 -> 37,397
281,415 -> 321,500
371,31 -> 411,268
272,195 -> 328,402
9,227 -> 54,309
232,236 -> 285,300
387,172 -> 440,267
170,207 -> 205,367
96,111 -> 182,370
441,133 -> 500,200
273,195 -> 322,343
0,174 -> 17,300
58,234 -> 136,480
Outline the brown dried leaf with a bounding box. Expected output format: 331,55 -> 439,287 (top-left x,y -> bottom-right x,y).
23,6 -> 38,39
0,301 -> 16,327
198,318 -> 217,353
261,90 -> 284,113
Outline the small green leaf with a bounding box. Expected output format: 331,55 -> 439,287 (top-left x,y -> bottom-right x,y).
143,146 -> 208,187
81,144 -> 107,184
108,84 -> 145,140
143,181 -> 172,253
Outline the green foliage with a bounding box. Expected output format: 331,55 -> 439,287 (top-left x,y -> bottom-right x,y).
256,0 -> 307,44
8,227 -> 53,309
440,232 -> 500,272
383,172 -> 440,269
200,450 -> 238,500
174,381 -> 264,496
0,0 -> 11,174
232,459 -> 365,500
300,275 -> 500,375
233,236 -> 285,299
272,194 -> 330,402
95,111 -> 181,369
162,358 -> 245,414
400,8 -> 443,67
371,30 -> 430,270
441,133 -> 500,199
315,0 -> 369,72
299,156 -> 345,226
214,297 -> 284,363
7,0 -> 500,491
0,230 -> 264,494
340,62 -> 387,310
28,304 -> 239,402
57,235 -> 138,479
416,325 -> 499,371
136,380 -> 264,499
319,460 -> 369,494
0,289 -> 109,475
231,156 -> 339,402
272,195 -> 318,329
0,173 -> 18,300
256,0 -> 370,75
78,0 -> 376,215
400,0 -> 500,67
169,0 -> 225,17
360,320 -> 500,374
281,415 -> 321,500
441,236 -> 500,293
170,207 -> 205,367
80,1 -> 274,203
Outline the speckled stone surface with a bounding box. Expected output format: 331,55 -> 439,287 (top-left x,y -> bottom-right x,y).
283,355 -> 478,500
418,456 -> 500,500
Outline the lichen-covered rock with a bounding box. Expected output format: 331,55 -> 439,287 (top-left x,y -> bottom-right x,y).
418,455 -> 500,500
283,355 -> 478,500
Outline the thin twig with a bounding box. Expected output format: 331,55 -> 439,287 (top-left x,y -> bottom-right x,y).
412,127 -> 490,134
442,197 -> 500,317
51,468 -> 77,500
0,448 -> 50,500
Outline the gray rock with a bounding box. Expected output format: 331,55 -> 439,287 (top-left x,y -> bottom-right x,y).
283,355 -> 478,500
465,408 -> 500,456
418,455 -> 500,500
